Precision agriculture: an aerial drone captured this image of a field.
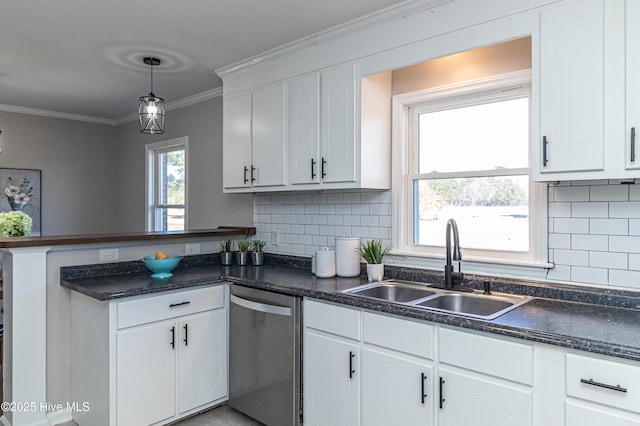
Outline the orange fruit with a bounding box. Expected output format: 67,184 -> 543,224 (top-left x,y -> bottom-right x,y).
155,251 -> 168,259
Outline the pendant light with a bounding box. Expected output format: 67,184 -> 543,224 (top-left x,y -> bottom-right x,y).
139,57 -> 165,134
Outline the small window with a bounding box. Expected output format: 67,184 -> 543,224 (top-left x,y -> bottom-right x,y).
394,71 -> 547,266
146,137 -> 188,231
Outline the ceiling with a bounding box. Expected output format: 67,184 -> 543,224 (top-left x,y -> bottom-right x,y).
0,0 -> 410,122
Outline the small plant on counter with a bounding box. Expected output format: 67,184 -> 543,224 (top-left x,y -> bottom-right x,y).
0,210 -> 33,237
237,239 -> 251,253
355,239 -> 391,264
252,240 -> 266,253
220,239 -> 232,252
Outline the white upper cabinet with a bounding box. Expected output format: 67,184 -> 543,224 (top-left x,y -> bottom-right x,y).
320,63 -> 357,185
538,0 -> 605,176
288,73 -> 320,185
626,0 -> 640,171
223,62 -> 391,193
222,93 -> 252,189
222,83 -> 286,191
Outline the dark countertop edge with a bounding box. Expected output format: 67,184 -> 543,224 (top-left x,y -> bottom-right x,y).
63,276 -> 227,301
0,226 -> 256,248
226,276 -> 640,363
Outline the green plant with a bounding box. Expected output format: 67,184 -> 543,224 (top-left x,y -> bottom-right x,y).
237,239 -> 251,253
355,239 -> 391,264
252,240 -> 266,252
0,211 -> 33,237
220,239 -> 232,252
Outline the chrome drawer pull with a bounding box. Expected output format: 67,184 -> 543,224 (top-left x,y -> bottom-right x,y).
580,378 -> 628,393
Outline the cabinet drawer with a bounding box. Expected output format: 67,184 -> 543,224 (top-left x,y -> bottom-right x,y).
117,285 -> 224,329
363,312 -> 434,360
305,299 -> 360,340
567,353 -> 640,414
439,328 -> 533,385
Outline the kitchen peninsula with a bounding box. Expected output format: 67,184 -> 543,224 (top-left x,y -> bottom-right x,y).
0,226 -> 255,426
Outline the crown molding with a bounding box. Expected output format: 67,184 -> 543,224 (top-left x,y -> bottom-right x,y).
0,103 -> 117,126
215,0 -> 453,77
114,86 -> 223,125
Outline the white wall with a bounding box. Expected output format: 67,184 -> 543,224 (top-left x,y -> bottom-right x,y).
0,111 -> 118,235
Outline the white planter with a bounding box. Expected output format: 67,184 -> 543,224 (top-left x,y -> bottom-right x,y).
366,264 -> 384,282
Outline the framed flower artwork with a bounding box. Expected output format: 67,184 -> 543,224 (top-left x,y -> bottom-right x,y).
0,168 -> 41,235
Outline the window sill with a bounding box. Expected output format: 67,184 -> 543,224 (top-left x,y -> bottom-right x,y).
386,250 -> 553,281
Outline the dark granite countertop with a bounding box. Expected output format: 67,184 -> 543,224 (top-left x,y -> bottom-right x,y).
60,254 -> 640,362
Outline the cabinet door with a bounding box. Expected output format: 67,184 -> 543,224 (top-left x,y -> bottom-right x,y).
223,92 -> 252,189
304,331 -> 360,426
252,83 -> 286,187
627,0 -> 640,170
567,401 -> 640,426
539,0 -> 605,174
438,368 -> 532,426
289,73 -> 321,185
362,348 -> 433,426
320,63 -> 357,184
116,320 -> 177,426
179,310 -> 228,414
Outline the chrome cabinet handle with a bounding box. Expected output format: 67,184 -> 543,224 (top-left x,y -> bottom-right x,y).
311,158 -> 316,179
580,378 -> 627,393
543,136 -> 549,167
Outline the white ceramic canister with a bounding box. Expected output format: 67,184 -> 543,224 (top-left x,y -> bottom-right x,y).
335,236 -> 361,277
315,247 -> 336,278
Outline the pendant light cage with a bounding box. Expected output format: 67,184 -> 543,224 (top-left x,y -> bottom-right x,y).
139,57 -> 165,134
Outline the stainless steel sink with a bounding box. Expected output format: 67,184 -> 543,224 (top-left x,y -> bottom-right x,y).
414,292 -> 530,320
342,280 -> 531,320
342,280 -> 436,303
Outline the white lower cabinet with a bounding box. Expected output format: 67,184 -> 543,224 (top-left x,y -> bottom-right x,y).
71,285 -> 228,426
362,348 -> 433,426
438,367 -> 532,426
567,401 -> 640,426
304,331 -> 360,426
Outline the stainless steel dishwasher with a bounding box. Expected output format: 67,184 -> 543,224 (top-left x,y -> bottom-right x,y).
229,284 -> 301,426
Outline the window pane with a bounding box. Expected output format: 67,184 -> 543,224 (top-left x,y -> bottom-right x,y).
418,98 -> 529,173
158,150 -> 185,205
155,207 -> 185,231
414,176 -> 529,251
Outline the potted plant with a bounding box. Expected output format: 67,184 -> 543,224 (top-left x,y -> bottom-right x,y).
236,239 -> 251,266
0,211 -> 33,237
251,240 -> 266,265
220,239 -> 233,265
355,239 -> 391,282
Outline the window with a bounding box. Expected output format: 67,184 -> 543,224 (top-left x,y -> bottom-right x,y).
393,71 -> 547,268
146,137 -> 188,231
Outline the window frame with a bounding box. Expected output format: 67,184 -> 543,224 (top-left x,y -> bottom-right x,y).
145,137 -> 189,232
391,70 -> 549,275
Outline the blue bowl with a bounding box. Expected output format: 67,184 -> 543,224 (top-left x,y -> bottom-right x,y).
143,255 -> 182,278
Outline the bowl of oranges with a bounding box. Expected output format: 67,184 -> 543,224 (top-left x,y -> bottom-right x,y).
143,251 -> 182,278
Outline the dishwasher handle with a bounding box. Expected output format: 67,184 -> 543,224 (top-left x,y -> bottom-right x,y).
230,294 -> 293,317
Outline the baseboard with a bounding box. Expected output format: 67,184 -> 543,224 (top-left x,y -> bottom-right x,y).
46,409 -> 73,425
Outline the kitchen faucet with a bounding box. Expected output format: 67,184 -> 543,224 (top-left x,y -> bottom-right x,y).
444,218 -> 464,289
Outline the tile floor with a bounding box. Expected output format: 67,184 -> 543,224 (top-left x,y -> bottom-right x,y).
58,405 -> 264,426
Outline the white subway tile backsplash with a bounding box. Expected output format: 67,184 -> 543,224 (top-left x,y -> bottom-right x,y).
610,202 -> 640,218
254,183 -> 640,291
589,184 -> 628,201
551,185 -> 589,202
590,219 -> 628,235
548,202 -> 572,218
571,266 -> 608,285
571,234 -> 608,251
589,251 -> 627,270
572,202 -> 608,218
554,218 -> 589,234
